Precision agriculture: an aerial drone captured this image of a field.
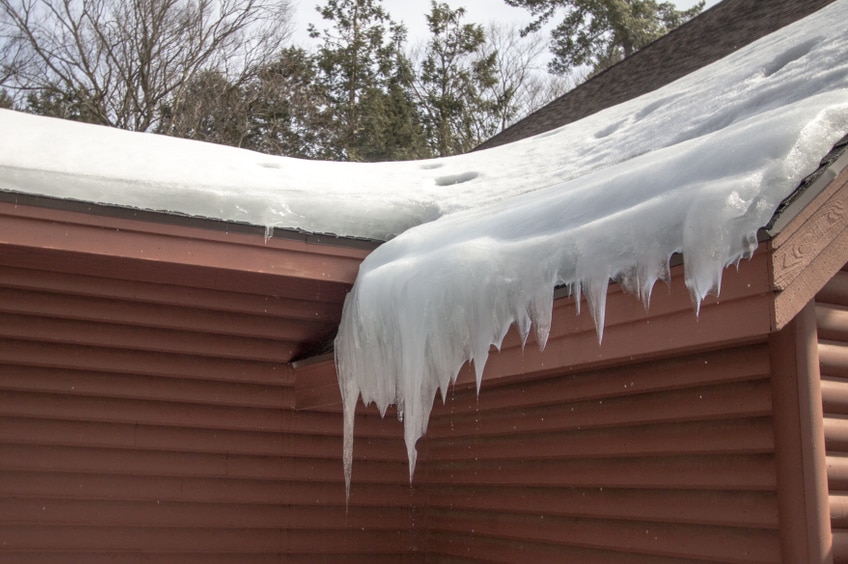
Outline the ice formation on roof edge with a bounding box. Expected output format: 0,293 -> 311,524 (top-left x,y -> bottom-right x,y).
334,0 -> 848,499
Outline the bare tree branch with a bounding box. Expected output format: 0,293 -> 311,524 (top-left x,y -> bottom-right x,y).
0,0 -> 293,130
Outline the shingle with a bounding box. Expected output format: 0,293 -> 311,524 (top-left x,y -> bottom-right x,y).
477,0 -> 838,150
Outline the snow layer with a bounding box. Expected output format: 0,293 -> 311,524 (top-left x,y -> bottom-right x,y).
1,0 -> 847,500
334,0 -> 848,495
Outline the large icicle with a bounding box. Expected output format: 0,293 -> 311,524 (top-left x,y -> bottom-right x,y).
334,0 -> 848,494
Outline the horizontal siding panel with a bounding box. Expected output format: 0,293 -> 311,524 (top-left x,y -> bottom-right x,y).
0,471 -> 416,508
0,265 -> 344,322
818,303 -> 848,341
0,339 -> 289,385
0,443 -> 408,484
426,417 -> 774,461
0,286 -> 328,342
0,416 -> 408,461
826,416 -> 848,452
823,376 -> 848,415
0,365 -> 290,409
0,207 -> 786,560
0,390 -> 298,432
0,242 -> 351,304
426,510 -> 780,563
429,532 -> 703,564
0,391 -> 408,439
837,530 -> 848,564
819,271 -> 848,564
423,454 -> 777,490
0,525 -> 414,554
436,344 -> 771,417
297,332 -> 772,414
0,208 -> 418,560
830,456 -> 848,490
472,293 -> 774,386
0,312 -> 296,363
832,492 -> 848,528
818,270 -> 848,308
2,554 -> 420,564
425,486 -> 778,529
0,498 -> 411,530
821,341 -> 848,378
429,379 -> 772,438
420,343 -> 778,559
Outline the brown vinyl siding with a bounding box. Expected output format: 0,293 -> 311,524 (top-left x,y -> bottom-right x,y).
0,287 -> 418,560
294,248 -> 791,561
0,204 -> 421,561
4,196 -> 847,560
417,344 -> 780,562
818,265 -> 848,562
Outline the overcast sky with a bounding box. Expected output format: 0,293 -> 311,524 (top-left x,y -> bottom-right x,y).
291,0 -> 722,49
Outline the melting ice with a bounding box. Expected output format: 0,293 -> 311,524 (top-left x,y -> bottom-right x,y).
334,0 -> 848,496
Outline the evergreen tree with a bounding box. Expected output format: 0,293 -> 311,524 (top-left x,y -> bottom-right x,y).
157,70 -> 251,148
244,48 -> 337,159
355,42 -> 431,161
414,1 -> 501,157
505,0 -> 704,74
0,88 -> 14,110
23,84 -> 103,123
158,48 -> 336,159
309,0 -> 427,161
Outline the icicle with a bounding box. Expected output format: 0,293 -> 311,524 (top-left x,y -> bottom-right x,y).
339,369 -> 358,509
584,275 -> 610,344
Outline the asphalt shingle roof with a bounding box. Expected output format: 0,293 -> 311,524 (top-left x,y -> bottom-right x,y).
477,0 -> 838,150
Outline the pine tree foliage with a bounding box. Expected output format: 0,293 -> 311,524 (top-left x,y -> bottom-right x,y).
308,0 -> 428,161
505,0 -> 704,74
159,48 -> 335,159
413,1 -> 502,157
0,87 -> 13,109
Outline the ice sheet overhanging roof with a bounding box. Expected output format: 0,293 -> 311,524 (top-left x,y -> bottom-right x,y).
333,0 -> 848,494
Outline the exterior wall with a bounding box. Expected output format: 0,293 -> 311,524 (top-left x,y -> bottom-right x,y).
818,265 -> 848,562
769,302 -> 832,563
416,343 -> 781,562
398,249 -> 780,562
4,198 -> 844,561
0,204 -> 420,562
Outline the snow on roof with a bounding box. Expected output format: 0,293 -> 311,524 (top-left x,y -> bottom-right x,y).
334,0 -> 848,494
1,0 -> 848,496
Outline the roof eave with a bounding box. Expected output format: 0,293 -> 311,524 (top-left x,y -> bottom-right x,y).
0,189 -> 383,252
765,136 -> 848,330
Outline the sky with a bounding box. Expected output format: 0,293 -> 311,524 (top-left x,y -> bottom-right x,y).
291,0 -> 721,50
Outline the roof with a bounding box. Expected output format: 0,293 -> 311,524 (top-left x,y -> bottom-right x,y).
333,0 -> 848,487
478,0 -> 840,150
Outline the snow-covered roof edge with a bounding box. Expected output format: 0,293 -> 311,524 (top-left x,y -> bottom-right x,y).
0,188 -> 383,251
334,0 -> 848,498
478,0 -> 839,150
765,133 -> 848,236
